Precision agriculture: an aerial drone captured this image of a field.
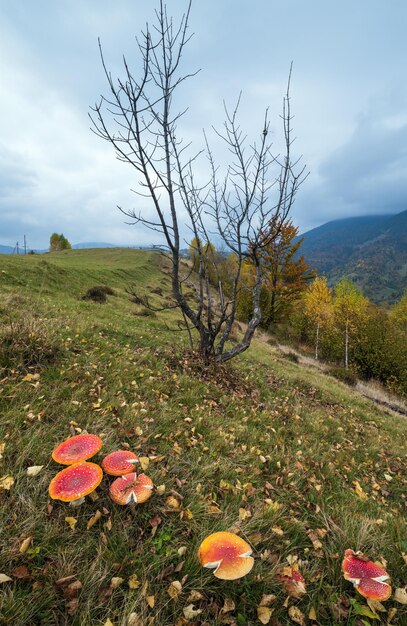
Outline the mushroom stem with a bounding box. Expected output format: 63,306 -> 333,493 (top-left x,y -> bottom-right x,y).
69,497 -> 85,507
129,500 -> 137,517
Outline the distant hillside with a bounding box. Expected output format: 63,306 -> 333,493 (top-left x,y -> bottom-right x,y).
72,242 -> 118,249
0,245 -> 15,254
299,210 -> 407,304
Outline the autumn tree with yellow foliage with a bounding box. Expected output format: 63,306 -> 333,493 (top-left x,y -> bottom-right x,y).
304,277 -> 333,360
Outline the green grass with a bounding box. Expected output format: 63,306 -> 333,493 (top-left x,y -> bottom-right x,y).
0,249 -> 406,626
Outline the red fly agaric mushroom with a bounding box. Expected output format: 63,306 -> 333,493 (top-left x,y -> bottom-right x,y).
342,549 -> 392,601
52,434 -> 102,465
49,462 -> 103,505
101,450 -> 138,476
198,531 -> 254,580
278,565 -> 306,597
109,472 -> 153,505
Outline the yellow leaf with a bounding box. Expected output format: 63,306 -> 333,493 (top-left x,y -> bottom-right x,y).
288,605 -> 305,626
104,620 -> 114,626
0,442 -> 5,460
128,574 -> 141,589
272,526 -> 284,536
27,466 -> 44,477
65,517 -> 78,530
308,606 -> 317,621
87,510 -> 102,530
0,475 -> 14,491
182,508 -> 193,520
178,546 -> 187,556
146,595 -> 155,608
127,614 -> 143,626
156,484 -> 166,495
167,580 -> 182,599
239,507 -> 251,521
257,606 -> 273,624
19,536 -> 33,554
394,587 -> 407,604
0,574 -> 13,584
208,504 -> 222,514
139,457 -> 150,471
353,480 -> 368,500
166,496 -> 180,510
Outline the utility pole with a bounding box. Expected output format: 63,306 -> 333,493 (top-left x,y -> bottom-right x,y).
24,235 -> 27,255
16,241 -> 19,255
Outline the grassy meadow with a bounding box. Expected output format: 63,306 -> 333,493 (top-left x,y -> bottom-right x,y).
0,249 -> 406,626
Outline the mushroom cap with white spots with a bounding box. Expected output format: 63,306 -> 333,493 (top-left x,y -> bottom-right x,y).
198,531 -> 254,580
49,462 -> 103,501
109,472 -> 153,505
52,434 -> 102,465
102,450 -> 139,476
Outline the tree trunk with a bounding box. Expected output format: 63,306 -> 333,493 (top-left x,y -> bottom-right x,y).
315,321 -> 320,360
345,318 -> 349,369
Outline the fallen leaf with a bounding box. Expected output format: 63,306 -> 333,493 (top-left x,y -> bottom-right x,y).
182,508 -> 194,520
272,526 -> 284,536
55,574 -> 77,586
367,598 -> 387,613
288,605 -> 305,626
111,577 -> 124,589
183,604 -> 203,620
353,480 -> 368,500
257,606 -> 273,624
27,466 -> 44,477
87,510 -> 102,530
19,536 -> 33,553
127,614 -> 143,626
394,587 -> 407,604
187,590 -> 203,602
259,595 -> 276,607
65,517 -> 78,530
66,598 -> 79,615
156,484 -> 166,495
0,574 -> 13,584
146,595 -> 155,608
104,620 -> 114,626
387,607 -> 397,624
166,496 -> 181,510
308,606 -> 317,621
221,598 -> 235,614
12,566 -> 31,579
167,580 -> 182,599
139,457 -> 150,471
0,475 -> 14,490
128,574 -> 140,589
63,580 -> 82,600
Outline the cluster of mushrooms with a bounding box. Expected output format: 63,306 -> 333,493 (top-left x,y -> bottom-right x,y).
48,435 -> 393,602
48,433 -> 153,507
199,535 -> 392,601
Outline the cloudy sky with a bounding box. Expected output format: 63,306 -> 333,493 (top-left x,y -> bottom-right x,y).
1,0 -> 407,249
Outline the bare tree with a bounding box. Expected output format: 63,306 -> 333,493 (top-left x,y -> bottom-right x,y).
90,0 -> 307,363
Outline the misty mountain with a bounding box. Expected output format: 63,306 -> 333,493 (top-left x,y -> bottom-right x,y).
299,209 -> 407,304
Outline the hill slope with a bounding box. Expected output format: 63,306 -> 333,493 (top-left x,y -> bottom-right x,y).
300,210 -> 407,303
0,249 -> 406,625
